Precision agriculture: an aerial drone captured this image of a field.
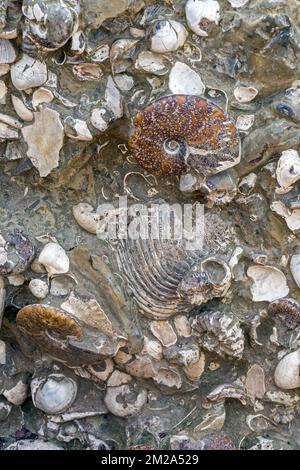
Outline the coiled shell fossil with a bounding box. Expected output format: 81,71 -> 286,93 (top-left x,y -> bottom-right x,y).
191,311 -> 245,359
129,95 -> 240,177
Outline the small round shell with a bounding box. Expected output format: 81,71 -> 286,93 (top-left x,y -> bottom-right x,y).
104,383 -> 147,417
31,373 -> 78,414
150,19 -> 188,53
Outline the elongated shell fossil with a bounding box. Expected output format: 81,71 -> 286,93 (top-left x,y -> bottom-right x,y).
128,95 -> 240,177
191,311 -> 245,359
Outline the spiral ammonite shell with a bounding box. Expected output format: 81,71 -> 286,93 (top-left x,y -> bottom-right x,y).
129,95 -> 240,177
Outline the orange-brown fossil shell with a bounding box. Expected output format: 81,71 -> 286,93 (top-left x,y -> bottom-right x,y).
128,95 -> 240,177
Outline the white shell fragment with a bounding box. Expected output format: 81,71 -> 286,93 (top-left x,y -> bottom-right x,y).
185,0 -> 220,37
271,201 -> 300,232
0,80 -> 7,104
245,364 -> 266,399
3,380 -> 28,406
11,95 -> 33,122
32,87 -> 54,109
22,107 -> 64,177
0,39 -> 16,64
290,255 -> 300,289
151,19 -> 188,53
227,0 -> 249,7
104,384 -> 147,417
64,117 -> 93,141
276,149 -> 300,191
274,350 -> 300,390
105,76 -> 123,119
136,51 -> 169,76
150,321 -> 177,347
234,86 -> 258,103
11,54 -> 47,91
38,242 -> 70,276
28,279 -> 49,299
236,114 -> 255,131
169,61 -> 205,95
72,203 -> 100,234
247,265 -> 289,302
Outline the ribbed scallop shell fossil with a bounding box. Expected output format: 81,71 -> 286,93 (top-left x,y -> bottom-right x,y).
115,229 -> 232,319
128,95 -> 240,177
191,311 -> 245,359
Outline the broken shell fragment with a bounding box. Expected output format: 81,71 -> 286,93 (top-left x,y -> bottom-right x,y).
104,383 -> 147,418
276,149 -> 300,191
0,39 -> 16,63
11,95 -> 33,121
183,350 -> 205,381
38,242 -> 69,275
245,364 -> 266,399
72,203 -> 100,234
233,86 -> 258,103
10,54 -> 47,90
32,87 -> 54,109
290,255 -> 300,289
64,117 -> 92,141
185,0 -> 220,37
150,19 -> 188,53
169,62 -> 205,95
0,230 -> 35,275
247,265 -> 289,302
22,107 -> 64,177
150,321 -> 177,347
31,373 -> 78,414
274,350 -> 300,390
153,367 -> 182,389
191,311 -> 245,359
28,279 -> 49,299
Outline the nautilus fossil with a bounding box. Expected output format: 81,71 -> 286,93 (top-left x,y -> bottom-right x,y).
128,95 -> 240,177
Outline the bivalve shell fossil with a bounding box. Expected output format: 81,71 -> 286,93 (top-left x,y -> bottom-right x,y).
104,383 -> 147,417
276,149 -> 300,192
247,265 -> 289,302
31,373 -> 78,414
290,254 -> 300,289
274,350 -> 300,390
169,62 -> 205,95
185,0 -> 220,37
38,242 -> 69,275
150,19 -> 188,53
10,54 -> 47,90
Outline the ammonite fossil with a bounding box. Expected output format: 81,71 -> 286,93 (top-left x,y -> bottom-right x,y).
128,95 -> 240,177
191,310 -> 245,359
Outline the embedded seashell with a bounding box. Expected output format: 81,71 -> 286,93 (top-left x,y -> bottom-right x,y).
125,355 -> 157,379
0,229 -> 35,275
0,39 -> 16,63
104,76 -> 123,120
227,0 -> 249,7
233,86 -> 258,103
7,274 -> 25,286
150,321 -> 177,347
38,242 -> 69,275
90,107 -> 112,132
0,122 -> 18,140
135,51 -> 169,76
107,370 -> 132,387
141,336 -> 163,360
191,311 -> 245,359
129,95 -> 240,177
174,315 -> 192,337
28,279 -> 48,299
163,340 -> 199,366
276,149 -> 300,191
64,117 -> 92,142
11,95 -> 33,122
22,0 -> 79,52
150,19 -> 188,53
245,364 -> 265,399
274,350 -> 300,390
290,254 -> 300,289
21,107 -> 64,177
87,359 -> 114,382
169,61 -> 205,95
0,64 -> 10,76
10,54 -> 47,90
16,303 -> 120,365
104,383 -> 147,417
90,44 -> 109,63
3,378 -> 29,406
247,265 -> 289,302
154,367 -> 182,389
70,30 -> 85,55
72,63 -> 103,81
72,203 -> 100,234
0,80 -> 7,104
32,87 -> 54,109
185,0 -> 220,37
236,114 -> 254,131
31,373 -> 78,414
183,350 -> 205,381
199,169 -> 238,206
178,257 -> 232,305
268,298 -> 300,329
0,112 -> 22,128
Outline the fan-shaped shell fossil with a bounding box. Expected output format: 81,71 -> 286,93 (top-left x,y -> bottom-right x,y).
128,95 -> 240,177
0,229 -> 35,275
191,311 -> 245,359
31,372 -> 78,414
116,230 -> 232,319
268,298 -> 300,329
